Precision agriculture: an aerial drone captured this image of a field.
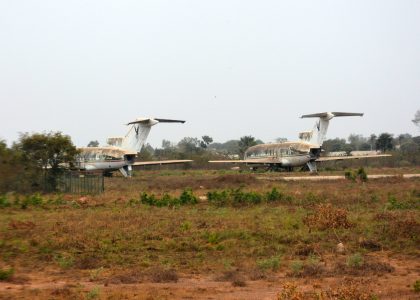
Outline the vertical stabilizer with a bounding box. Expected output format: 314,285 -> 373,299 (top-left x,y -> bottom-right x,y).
119,118 -> 186,153
301,112 -> 363,146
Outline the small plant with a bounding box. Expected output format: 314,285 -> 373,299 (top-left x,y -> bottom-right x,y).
55,254 -> 74,269
140,190 -> 198,207
207,190 -> 229,206
179,189 -> 198,205
86,286 -> 100,299
265,188 -> 284,202
413,280 -> 420,293
345,169 -> 356,181
257,256 -> 281,271
356,167 -> 368,182
89,267 -> 104,281
180,221 -> 192,231
347,253 -> 364,268
289,260 -> 304,276
0,268 -> 14,281
0,195 -> 10,208
20,193 -> 44,209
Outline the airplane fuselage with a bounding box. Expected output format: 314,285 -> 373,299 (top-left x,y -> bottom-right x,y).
244,141 -> 318,169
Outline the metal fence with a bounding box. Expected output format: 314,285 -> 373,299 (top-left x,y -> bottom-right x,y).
57,172 -> 104,194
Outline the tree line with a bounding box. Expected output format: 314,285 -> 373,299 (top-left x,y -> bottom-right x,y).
1,128 -> 419,193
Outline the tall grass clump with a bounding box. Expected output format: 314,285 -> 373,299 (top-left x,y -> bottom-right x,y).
207,188 -> 291,207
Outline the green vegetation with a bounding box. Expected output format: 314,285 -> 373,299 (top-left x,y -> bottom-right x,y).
207,187 -> 291,206
414,280 -> 420,293
139,189 -> 198,207
0,268 -> 14,281
347,253 -> 364,268
0,170 -> 418,299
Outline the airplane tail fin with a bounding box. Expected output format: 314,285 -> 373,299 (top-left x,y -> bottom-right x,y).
301,112 -> 363,147
114,118 -> 185,153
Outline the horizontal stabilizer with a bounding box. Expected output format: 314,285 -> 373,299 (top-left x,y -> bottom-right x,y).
301,112 -> 363,119
127,118 -> 185,125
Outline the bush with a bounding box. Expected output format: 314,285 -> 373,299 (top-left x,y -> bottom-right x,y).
387,194 -> 419,210
256,256 -> 281,271
179,189 -> 198,205
347,253 -> 364,268
208,188 -> 290,207
207,190 -> 229,206
140,189 -> 198,207
414,280 -> 420,293
266,188 -> 284,202
345,170 -> 356,181
0,268 -> 14,281
0,195 -> 10,208
356,167 -> 368,182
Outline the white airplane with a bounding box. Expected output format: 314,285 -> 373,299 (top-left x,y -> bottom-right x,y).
210,112 -> 391,172
76,118 -> 192,177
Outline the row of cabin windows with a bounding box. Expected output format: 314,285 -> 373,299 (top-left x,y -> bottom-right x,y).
77,154 -> 121,162
246,148 -> 293,158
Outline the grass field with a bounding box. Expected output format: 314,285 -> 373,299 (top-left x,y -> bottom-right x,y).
0,168 -> 419,299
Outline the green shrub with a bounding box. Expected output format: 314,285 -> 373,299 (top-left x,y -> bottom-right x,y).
356,167 -> 368,182
387,194 -> 419,210
0,268 -> 14,281
207,190 -> 229,206
86,286 -> 100,299
289,260 -> 304,276
140,190 -> 198,207
344,170 -> 356,181
55,254 -> 74,269
256,256 -> 281,271
21,193 -> 44,209
266,188 -> 283,202
0,195 -> 10,208
413,280 -> 420,293
179,189 -> 198,205
347,253 -> 364,268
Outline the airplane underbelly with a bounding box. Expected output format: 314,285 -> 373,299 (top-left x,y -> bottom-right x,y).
281,156 -> 311,167
83,161 -> 127,171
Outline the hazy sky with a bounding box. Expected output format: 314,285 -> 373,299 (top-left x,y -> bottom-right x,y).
1,0 -> 419,148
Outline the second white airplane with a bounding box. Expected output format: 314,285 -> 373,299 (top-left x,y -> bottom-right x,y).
210,112 -> 391,172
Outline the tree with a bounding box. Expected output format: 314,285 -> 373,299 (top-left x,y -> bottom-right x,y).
322,138 -> 347,152
16,132 -> 78,171
369,134 -> 377,151
178,137 -> 200,154
375,133 -> 394,152
161,139 -> 173,149
348,134 -> 367,151
14,132 -> 78,190
200,135 -> 213,149
412,110 -> 420,128
238,136 -> 257,158
87,140 -> 99,147
137,143 -> 154,161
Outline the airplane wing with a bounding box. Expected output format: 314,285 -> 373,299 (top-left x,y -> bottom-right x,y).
316,154 -> 391,162
133,160 -> 193,166
209,159 -> 278,164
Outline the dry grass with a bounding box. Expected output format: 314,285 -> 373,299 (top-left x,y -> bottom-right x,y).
0,169 -> 418,299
